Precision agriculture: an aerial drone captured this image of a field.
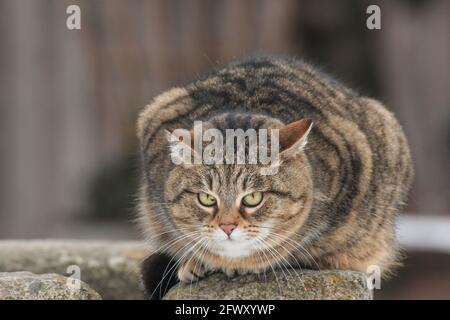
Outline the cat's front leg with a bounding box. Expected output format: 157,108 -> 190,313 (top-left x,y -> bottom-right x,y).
177,258 -> 209,283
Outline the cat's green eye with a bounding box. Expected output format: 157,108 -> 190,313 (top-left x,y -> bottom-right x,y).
198,192 -> 217,207
242,192 -> 263,207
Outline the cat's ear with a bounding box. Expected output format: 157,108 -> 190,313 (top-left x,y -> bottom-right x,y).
165,128 -> 198,166
165,129 -> 192,165
278,119 -> 313,156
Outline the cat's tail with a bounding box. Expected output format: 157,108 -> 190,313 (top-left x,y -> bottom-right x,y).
140,253 -> 179,300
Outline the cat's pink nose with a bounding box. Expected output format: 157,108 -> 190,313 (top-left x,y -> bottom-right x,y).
220,224 -> 237,236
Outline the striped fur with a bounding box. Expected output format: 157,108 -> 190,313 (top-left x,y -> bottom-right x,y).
137,55 -> 413,287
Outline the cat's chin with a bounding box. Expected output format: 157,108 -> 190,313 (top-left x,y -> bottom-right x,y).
216,240 -> 252,258
212,238 -> 256,259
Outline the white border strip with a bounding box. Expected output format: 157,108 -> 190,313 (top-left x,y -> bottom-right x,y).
397,214 -> 450,254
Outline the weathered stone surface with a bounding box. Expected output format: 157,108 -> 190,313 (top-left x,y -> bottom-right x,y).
0,240 -> 372,300
0,271 -> 101,300
164,269 -> 372,300
0,240 -> 149,300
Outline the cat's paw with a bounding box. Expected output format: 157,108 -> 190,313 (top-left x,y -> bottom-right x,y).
236,268 -> 264,276
222,268 -> 257,278
177,259 -> 207,283
222,268 -> 238,278
236,269 -> 252,276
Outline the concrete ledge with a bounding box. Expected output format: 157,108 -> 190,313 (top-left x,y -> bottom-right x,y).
0,240 -> 372,300
165,270 -> 372,300
0,271 -> 101,300
0,240 -> 149,299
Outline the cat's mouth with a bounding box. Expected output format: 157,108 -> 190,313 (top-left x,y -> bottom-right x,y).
214,236 -> 235,243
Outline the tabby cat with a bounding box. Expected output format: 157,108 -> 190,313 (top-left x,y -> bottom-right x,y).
137,55 -> 413,299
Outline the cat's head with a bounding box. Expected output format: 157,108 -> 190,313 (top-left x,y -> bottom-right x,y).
163,115 -> 314,260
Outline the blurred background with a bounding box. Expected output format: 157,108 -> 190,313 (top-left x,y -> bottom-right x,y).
0,0 -> 449,299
